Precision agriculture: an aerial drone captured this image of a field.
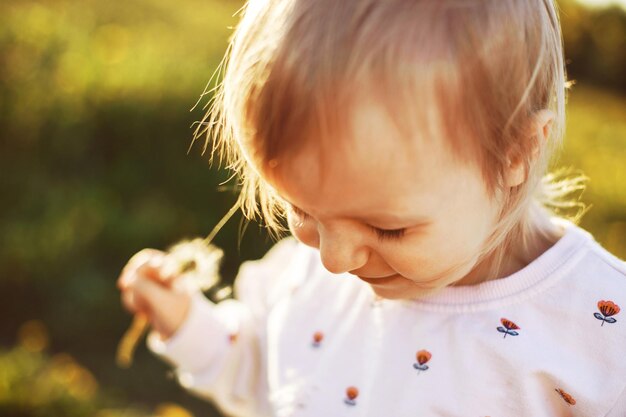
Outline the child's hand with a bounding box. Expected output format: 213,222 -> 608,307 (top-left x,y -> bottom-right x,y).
116,240 -> 221,368
117,249 -> 191,340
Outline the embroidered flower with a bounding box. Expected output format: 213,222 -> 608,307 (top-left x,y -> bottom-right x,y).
594,300 -> 620,326
413,349 -> 431,374
344,386 -> 358,406
496,318 -> 520,338
555,388 -> 576,405
228,333 -> 238,343
311,331 -> 324,347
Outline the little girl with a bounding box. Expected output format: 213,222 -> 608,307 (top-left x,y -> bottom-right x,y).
118,0 -> 626,416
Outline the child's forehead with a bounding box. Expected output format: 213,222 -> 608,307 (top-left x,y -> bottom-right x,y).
307,92 -> 462,170
269,104 -> 460,198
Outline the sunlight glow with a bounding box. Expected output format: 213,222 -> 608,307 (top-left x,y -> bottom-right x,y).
576,0 -> 626,8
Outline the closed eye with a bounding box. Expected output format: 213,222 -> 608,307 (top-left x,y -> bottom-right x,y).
372,227 -> 405,241
290,204 -> 406,242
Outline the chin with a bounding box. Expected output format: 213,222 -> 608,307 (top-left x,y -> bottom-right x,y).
370,287 -> 406,300
370,282 -> 442,301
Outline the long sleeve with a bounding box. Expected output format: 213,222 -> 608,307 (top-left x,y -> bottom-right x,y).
147,237 -> 302,417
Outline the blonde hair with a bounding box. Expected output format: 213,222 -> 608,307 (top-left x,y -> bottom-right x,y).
192,0 -> 589,281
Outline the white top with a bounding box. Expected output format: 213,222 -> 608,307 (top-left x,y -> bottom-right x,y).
148,218 -> 626,417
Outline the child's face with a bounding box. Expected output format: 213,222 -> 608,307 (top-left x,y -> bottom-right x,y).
265,99 -> 503,300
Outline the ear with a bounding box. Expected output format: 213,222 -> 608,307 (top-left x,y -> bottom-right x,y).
505,109 -> 555,187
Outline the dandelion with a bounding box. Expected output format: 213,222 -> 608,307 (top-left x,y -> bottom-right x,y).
116,202 -> 239,368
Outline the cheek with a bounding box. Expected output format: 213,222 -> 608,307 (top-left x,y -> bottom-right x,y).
427,221 -> 484,260
384,223 -> 480,278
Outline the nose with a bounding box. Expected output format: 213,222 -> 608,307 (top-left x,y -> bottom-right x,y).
317,224 -> 369,274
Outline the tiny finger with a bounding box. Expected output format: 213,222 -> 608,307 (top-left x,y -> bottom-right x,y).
118,251 -> 165,289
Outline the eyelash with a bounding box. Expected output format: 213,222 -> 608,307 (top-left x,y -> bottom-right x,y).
289,205 -> 406,241
374,228 -> 406,241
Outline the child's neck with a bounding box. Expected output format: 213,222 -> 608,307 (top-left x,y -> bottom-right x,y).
455,212 -> 566,287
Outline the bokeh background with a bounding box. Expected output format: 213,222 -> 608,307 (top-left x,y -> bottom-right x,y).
1,0 -> 625,416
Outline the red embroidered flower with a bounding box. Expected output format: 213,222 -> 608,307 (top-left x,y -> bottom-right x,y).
228,333 -> 238,343
416,350 -> 431,365
413,349 -> 432,373
311,331 -> 324,347
497,318 -> 520,338
599,300 -> 620,316
555,388 -> 576,405
344,386 -> 358,406
501,318 -> 520,330
594,300 -> 620,326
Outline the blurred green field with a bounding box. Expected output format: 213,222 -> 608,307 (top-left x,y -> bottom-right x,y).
0,1 -> 625,417
559,85 -> 626,255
